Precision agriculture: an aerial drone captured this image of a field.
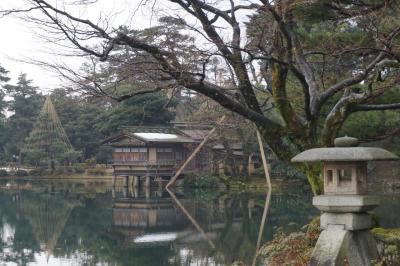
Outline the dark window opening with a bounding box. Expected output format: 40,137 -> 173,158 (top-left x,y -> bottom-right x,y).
157,147 -> 174,161
176,151 -> 182,161
326,169 -> 333,184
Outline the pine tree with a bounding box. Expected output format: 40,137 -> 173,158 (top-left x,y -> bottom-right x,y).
22,96 -> 80,168
2,74 -> 43,159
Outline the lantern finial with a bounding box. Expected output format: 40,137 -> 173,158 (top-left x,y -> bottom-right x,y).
334,136 -> 359,147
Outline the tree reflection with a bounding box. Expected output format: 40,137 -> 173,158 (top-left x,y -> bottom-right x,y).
0,181 -> 316,265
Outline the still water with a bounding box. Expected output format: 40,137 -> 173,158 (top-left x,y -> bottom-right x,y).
0,179 -> 398,266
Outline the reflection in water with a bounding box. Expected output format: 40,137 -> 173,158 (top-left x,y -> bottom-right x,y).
166,187 -> 216,249
0,179 -> 322,265
252,130 -> 273,266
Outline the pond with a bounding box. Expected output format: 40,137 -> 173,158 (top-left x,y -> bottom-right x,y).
0,178 -> 398,266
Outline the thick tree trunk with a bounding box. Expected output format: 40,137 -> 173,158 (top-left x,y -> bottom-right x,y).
257,124 -> 324,195
302,164 -> 323,196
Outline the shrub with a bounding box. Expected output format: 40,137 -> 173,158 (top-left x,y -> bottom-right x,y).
257,216 -> 321,266
73,165 -> 85,174
52,168 -> 65,175
258,230 -> 313,266
184,174 -> 219,188
183,187 -> 220,201
0,169 -> 8,177
85,158 -> 97,168
371,228 -> 400,264
29,168 -> 47,176
15,170 -> 28,176
86,166 -> 106,176
65,167 -> 73,174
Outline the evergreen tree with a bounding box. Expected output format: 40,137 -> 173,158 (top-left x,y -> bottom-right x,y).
0,64 -> 10,161
2,74 -> 43,160
22,96 -> 80,167
95,92 -> 176,135
0,64 -> 10,117
50,89 -> 110,162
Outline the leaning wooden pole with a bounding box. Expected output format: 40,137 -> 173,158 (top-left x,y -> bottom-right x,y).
165,115 -> 226,188
252,129 -> 273,266
256,130 -> 272,189
166,187 -> 216,249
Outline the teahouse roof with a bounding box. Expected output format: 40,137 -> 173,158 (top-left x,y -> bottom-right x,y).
102,126 -> 197,145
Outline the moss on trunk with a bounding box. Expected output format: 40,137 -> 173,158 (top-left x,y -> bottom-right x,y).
303,164 -> 323,196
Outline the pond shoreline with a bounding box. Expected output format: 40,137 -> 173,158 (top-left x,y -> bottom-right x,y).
0,175 -> 112,181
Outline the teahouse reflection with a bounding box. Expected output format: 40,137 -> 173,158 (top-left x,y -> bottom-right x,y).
110,185 -> 259,249
111,186 -> 188,244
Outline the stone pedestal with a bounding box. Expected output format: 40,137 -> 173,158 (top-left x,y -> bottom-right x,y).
310,195 -> 380,266
320,213 -> 372,231
310,225 -> 378,266
313,195 -> 379,213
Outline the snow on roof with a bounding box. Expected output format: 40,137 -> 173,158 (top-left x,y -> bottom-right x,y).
134,133 -> 178,140
134,233 -> 178,243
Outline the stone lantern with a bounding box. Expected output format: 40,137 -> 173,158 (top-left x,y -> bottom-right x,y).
291,136 -> 398,266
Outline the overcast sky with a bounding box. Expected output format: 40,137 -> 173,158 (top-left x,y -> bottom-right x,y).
0,0 -> 169,92
0,0 -> 251,92
0,1 -> 57,91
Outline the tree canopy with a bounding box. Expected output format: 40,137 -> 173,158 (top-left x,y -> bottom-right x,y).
1,74 -> 44,158
1,1 -> 400,193
0,70 -> 176,164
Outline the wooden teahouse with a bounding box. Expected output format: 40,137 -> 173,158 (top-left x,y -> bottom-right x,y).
102,126 -> 211,186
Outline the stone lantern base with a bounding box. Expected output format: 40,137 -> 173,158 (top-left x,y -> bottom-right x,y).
310,195 -> 380,266
320,213 -> 372,231
310,224 -> 378,265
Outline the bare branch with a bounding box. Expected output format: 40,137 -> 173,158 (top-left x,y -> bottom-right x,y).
359,127 -> 400,143
353,103 -> 400,111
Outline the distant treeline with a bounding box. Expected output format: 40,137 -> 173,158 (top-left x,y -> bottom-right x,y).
0,69 -> 176,164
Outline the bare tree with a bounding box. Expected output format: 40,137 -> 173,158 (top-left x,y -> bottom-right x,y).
3,0 -> 400,194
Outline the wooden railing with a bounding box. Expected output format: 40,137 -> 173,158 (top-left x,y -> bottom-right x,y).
112,160 -> 177,166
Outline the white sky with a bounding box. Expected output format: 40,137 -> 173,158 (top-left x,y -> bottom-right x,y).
0,0 -> 169,91
0,3 -> 58,91
0,0 -> 252,92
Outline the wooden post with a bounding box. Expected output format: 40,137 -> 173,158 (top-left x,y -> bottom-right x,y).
157,178 -> 163,191
256,130 -> 272,188
248,153 -> 255,176
123,185 -> 128,198
112,175 -> 116,187
166,115 -> 226,188
130,175 -> 133,187
133,176 -> 139,187
252,129 -> 273,266
145,175 -> 151,188
111,187 -> 116,199
133,186 -> 139,198
145,186 -> 150,199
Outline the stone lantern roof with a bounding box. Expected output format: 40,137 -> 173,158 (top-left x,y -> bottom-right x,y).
291,136 -> 399,162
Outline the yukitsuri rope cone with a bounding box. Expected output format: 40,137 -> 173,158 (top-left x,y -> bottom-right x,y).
22,96 -> 76,167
